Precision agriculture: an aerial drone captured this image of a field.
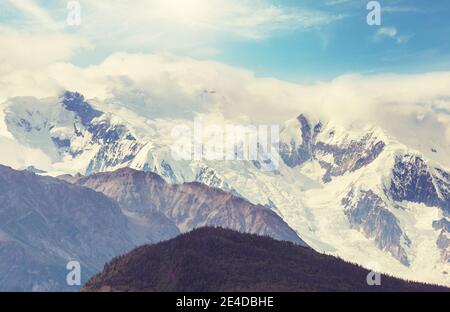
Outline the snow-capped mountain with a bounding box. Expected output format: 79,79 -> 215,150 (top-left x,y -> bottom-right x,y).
1,92 -> 142,175
277,114 -> 449,284
0,91 -> 448,286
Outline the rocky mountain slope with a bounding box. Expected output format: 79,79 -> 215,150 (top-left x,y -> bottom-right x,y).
82,227 -> 449,292
59,167 -> 304,244
0,164 -> 302,291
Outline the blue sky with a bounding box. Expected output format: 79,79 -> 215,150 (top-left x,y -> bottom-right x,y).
220,1 -> 450,82
1,0 -> 450,83
209,0 -> 450,82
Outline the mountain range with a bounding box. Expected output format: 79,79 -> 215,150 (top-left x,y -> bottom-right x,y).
0,90 -> 449,289
0,164 -> 301,291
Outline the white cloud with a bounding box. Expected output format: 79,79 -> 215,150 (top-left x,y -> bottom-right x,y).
377,27 -> 398,38
2,53 -> 450,118
383,6 -> 423,14
0,28 -> 89,76
326,0 -> 353,6
375,26 -> 410,44
0,137 -> 53,170
0,53 -> 448,151
0,1 -> 87,77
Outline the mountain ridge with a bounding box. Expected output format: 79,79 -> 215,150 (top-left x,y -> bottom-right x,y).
59,166 -> 305,245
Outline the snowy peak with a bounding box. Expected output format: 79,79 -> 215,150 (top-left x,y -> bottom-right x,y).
278,113 -> 449,275
60,91 -> 103,127
390,154 -> 450,215
280,114 -> 322,168
280,113 -> 386,182
2,91 -> 143,174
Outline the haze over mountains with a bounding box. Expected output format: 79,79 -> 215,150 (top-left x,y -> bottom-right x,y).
0,87 -> 449,289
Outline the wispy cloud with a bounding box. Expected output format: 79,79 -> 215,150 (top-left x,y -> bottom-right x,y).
375,27 -> 410,44
82,0 -> 341,41
1,0 -> 345,60
325,0 -> 354,6
5,0 -> 60,30
0,0 -> 87,75
383,6 -> 424,14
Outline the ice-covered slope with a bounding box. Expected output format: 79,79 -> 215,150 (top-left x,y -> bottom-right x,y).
0,92 -> 142,174
279,115 -> 449,284
0,91 -> 448,286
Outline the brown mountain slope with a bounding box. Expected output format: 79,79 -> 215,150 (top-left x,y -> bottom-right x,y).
0,165 -> 137,291
82,227 -> 449,292
59,167 -> 305,245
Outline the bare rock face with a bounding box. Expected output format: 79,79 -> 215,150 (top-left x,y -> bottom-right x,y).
433,218 -> 450,263
279,114 -> 385,183
316,137 -> 385,183
390,154 -> 450,215
433,218 -> 450,232
436,231 -> 450,263
342,190 -> 410,266
63,167 -> 306,245
390,155 -> 450,264
280,114 -> 322,168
